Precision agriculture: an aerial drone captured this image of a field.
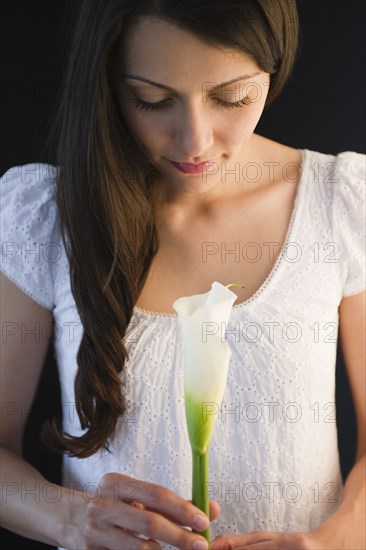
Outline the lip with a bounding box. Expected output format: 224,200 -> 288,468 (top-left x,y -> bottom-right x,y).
168,158 -> 220,174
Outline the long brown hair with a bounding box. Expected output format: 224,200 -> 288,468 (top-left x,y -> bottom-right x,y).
44,0 -> 301,458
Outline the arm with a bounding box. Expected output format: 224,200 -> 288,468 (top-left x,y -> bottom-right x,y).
311,291 -> 366,549
0,273 -> 219,549
0,273 -> 71,545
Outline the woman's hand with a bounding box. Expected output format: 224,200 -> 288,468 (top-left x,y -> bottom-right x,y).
65,472 -> 220,549
210,530 -> 327,550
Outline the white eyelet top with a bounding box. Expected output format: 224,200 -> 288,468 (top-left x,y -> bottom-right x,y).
1,149 -> 365,549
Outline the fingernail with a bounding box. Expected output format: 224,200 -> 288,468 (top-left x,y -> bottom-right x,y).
193,514 -> 209,531
192,539 -> 208,550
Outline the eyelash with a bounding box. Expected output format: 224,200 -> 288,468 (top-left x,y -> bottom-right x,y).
133,95 -> 251,111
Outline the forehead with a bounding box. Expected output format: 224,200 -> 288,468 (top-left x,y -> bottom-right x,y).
120,17 -> 261,90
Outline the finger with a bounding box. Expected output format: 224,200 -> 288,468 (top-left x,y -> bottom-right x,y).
85,519 -> 162,550
140,500 -> 220,529
184,499 -> 220,521
101,474 -> 141,503
236,531 -> 277,544
208,500 -> 221,521
84,519 -> 161,550
101,474 -> 211,533
89,497 -> 209,550
236,542 -> 277,550
114,504 -> 208,549
238,533 -> 312,550
113,531 -> 162,550
211,533 -> 276,550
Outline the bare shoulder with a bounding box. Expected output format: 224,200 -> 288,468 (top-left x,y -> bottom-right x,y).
0,273 -> 53,453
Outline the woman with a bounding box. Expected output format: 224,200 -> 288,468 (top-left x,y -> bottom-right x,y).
1,1 -> 365,549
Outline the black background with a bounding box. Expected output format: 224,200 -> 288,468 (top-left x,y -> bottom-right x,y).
0,1 -> 365,548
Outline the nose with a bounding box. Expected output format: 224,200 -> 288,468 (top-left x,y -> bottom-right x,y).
173,100 -> 214,160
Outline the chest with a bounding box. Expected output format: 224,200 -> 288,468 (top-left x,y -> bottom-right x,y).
136,177 -> 299,313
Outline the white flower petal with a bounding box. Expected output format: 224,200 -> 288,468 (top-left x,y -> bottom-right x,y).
173,282 -> 238,450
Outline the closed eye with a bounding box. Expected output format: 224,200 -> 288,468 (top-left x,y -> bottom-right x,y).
133,95 -> 251,111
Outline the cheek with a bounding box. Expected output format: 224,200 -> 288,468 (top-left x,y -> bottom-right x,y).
220,108 -> 260,144
120,103 -> 159,150
133,117 -> 166,153
125,114 -> 175,157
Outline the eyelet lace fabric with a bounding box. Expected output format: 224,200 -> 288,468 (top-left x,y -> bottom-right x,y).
1,150 -> 365,549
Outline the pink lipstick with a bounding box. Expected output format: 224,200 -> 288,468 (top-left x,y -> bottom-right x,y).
169,158 -> 219,174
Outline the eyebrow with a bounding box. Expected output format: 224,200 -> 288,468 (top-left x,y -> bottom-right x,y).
122,72 -> 261,93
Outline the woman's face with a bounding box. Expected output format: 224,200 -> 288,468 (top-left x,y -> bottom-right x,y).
118,17 -> 271,198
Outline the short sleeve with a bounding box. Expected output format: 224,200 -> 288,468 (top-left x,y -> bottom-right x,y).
332,151 -> 366,298
0,163 -> 60,310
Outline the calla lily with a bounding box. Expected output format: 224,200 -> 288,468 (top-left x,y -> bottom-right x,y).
173,281 -> 239,544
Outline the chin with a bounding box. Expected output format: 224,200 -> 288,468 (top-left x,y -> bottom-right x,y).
180,177 -> 222,193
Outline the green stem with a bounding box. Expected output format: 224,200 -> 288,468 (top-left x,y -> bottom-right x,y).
192,448 -> 210,545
